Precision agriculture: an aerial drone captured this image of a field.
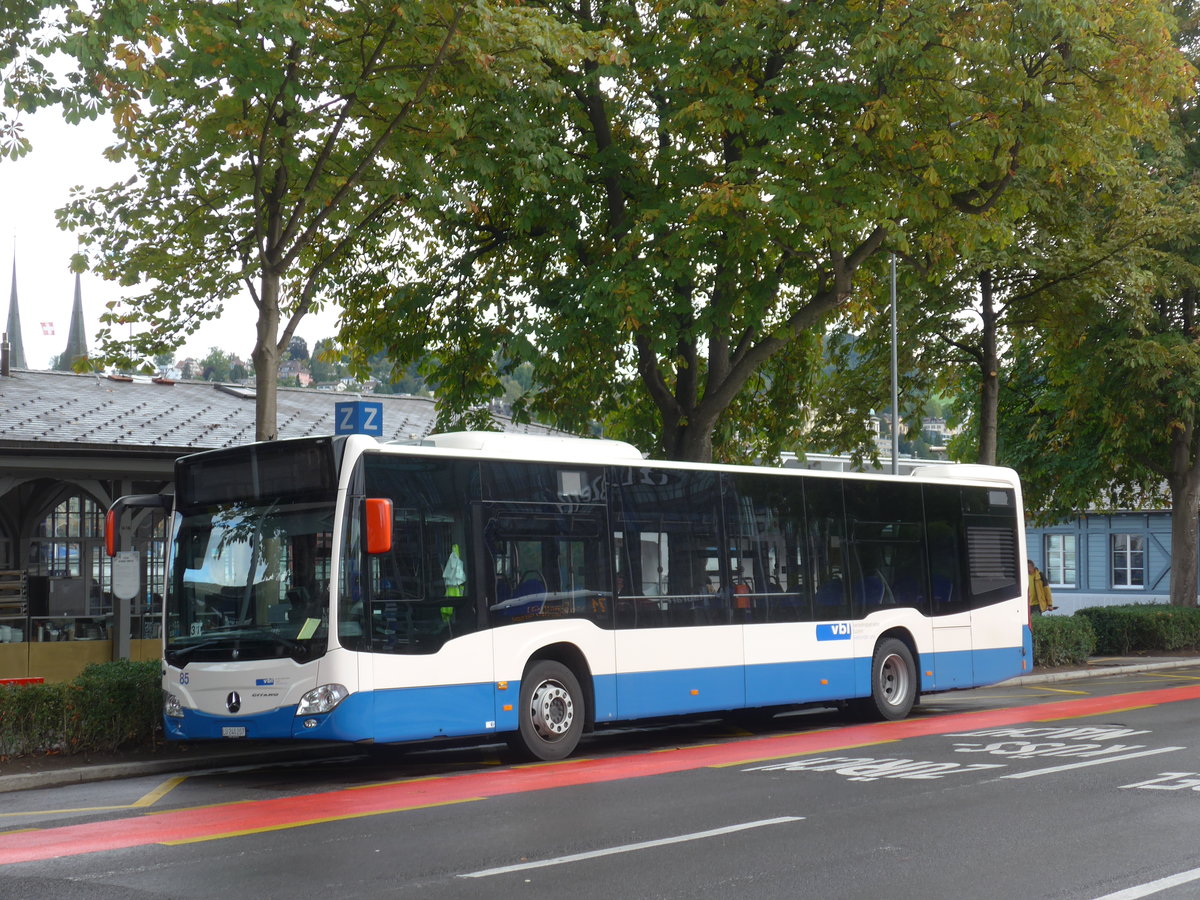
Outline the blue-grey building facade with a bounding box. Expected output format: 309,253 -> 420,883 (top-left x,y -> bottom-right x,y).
1025,513 -> 1176,615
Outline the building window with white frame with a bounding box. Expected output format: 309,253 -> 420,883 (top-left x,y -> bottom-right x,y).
1045,534 -> 1077,588
1112,534 -> 1145,588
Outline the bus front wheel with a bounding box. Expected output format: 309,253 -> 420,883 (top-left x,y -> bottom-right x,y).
858,638 -> 916,721
508,660 -> 585,761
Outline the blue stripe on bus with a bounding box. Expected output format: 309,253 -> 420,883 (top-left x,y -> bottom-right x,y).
369,683 -> 496,743
928,649 -> 974,689
613,665 -> 746,718
167,644 -> 1028,743
972,642 -> 1030,686
746,657 -> 859,707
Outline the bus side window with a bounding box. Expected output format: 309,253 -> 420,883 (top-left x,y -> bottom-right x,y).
961,487 -> 1020,608
612,467 -> 724,628
805,479 -> 850,620
724,473 -> 810,623
843,481 -> 925,617
923,485 -> 968,617
485,505 -> 611,629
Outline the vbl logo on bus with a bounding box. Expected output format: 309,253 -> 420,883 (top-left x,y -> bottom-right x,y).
816,623 -> 852,641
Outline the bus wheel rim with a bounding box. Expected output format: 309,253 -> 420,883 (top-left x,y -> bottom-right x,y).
530,679 -> 574,739
879,653 -> 910,706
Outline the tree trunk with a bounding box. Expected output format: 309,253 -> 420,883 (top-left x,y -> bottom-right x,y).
977,270 -> 999,466
1168,487 -> 1199,607
252,270 -> 282,442
662,418 -> 716,463
1168,430 -> 1200,607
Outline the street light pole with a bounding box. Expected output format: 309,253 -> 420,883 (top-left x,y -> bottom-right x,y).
890,253 -> 899,475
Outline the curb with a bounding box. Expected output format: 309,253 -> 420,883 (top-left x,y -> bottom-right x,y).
1003,656 -> 1200,686
0,743 -> 351,795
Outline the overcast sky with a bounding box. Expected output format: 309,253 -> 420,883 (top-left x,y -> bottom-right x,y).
0,109 -> 340,370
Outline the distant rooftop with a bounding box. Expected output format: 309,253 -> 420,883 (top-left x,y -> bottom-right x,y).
0,368 -> 557,454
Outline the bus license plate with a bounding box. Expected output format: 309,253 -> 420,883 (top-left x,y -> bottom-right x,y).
222,726 -> 247,738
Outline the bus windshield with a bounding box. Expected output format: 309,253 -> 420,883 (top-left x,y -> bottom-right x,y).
165,500 -> 335,666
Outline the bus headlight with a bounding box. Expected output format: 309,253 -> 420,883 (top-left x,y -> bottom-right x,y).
296,683 -> 349,716
164,691 -> 184,719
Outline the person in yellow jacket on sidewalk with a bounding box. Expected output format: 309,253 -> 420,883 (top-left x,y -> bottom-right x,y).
1027,559 -> 1056,615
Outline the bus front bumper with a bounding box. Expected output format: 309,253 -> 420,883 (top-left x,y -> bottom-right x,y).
164,693 -> 374,742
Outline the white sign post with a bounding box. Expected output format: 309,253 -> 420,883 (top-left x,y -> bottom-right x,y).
111,550 -> 140,662
112,550 -> 141,601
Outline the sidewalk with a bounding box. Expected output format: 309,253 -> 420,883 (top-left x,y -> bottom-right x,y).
1004,654 -> 1200,686
3,655 -> 1197,794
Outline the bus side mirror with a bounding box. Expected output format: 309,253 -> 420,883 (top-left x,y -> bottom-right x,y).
105,509 -> 118,557
365,498 -> 393,554
106,494 -> 173,556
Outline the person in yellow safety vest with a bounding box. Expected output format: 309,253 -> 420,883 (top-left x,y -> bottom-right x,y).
443,544 -> 465,597
1027,559 -> 1055,615
439,544 -> 466,628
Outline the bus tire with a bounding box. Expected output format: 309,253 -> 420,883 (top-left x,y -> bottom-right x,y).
508,660 -> 585,761
859,637 -> 917,721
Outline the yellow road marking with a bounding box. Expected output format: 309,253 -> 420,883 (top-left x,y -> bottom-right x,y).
1033,703 -> 1155,723
0,803 -> 129,817
158,796 -> 484,845
940,696 -> 1027,705
1029,686 -> 1089,695
132,776 -> 187,808
0,775 -> 187,818
511,757 -> 594,769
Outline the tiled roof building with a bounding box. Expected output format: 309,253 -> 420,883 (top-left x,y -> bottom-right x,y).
0,367 -> 557,682
0,369 -> 513,450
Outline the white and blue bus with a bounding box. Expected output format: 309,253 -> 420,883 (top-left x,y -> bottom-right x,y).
108,431 -> 1031,761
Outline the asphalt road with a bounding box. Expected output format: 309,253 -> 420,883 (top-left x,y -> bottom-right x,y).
4,666 -> 1200,899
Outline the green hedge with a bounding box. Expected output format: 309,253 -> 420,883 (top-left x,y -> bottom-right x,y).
1031,614 -> 1096,667
0,659 -> 161,759
1076,604 -> 1200,655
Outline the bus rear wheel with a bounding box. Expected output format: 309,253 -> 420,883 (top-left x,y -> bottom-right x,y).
856,637 -> 916,721
508,660 -> 585,761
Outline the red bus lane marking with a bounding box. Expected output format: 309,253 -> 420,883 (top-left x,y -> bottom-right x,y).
4,683 -> 1200,866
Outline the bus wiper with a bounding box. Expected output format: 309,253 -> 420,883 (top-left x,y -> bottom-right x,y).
168,639 -> 226,660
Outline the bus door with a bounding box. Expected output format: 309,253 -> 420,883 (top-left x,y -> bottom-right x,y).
481,498 -> 617,720
930,619 -> 974,689
611,467 -> 744,719
726,473 -> 818,708
355,456 -> 494,743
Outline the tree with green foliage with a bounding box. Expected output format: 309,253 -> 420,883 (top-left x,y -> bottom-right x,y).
5,0 -> 601,440
152,350 -> 174,377
287,337 -> 309,363
308,337 -> 348,386
808,131 -> 1183,469
934,159 -> 1174,465
363,352 -> 423,395
337,0 -> 1191,462
998,291 -> 1200,607
198,347 -> 235,383
1,1 -> 99,159
997,0 -> 1200,605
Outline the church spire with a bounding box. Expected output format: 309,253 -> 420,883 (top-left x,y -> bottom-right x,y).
5,255 -> 27,369
59,272 -> 89,371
